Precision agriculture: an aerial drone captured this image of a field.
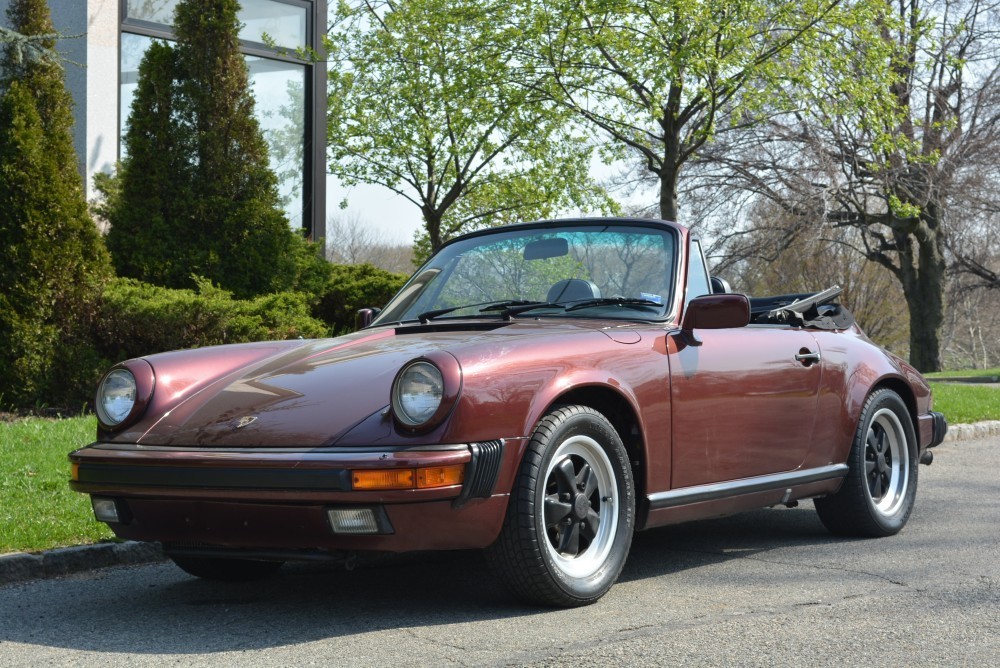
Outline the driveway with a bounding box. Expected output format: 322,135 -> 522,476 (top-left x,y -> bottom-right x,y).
1,436 -> 997,667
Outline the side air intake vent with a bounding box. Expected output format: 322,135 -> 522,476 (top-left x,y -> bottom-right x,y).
455,440 -> 504,507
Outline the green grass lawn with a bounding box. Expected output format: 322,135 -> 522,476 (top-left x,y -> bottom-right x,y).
0,415 -> 113,554
926,367 -> 1000,379
929,382 -> 1000,426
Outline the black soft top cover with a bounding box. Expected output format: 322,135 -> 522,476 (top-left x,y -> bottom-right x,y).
749,286 -> 855,330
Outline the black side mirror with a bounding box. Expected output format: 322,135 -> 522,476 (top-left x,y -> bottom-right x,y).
680,294 -> 750,346
356,307 -> 381,329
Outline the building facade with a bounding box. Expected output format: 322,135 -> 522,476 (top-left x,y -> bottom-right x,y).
1,0 -> 327,240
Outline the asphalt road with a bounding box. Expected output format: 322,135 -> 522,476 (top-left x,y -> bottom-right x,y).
2,436 -> 997,667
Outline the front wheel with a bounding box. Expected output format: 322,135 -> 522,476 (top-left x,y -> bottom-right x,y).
815,388 -> 918,537
486,405 -> 635,607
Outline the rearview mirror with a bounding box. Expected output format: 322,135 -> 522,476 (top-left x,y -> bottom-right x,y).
523,237 -> 569,261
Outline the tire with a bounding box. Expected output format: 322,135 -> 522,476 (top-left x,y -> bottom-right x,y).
815,388 -> 918,537
169,555 -> 284,582
486,405 -> 635,607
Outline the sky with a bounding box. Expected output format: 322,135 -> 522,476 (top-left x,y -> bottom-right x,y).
324,157 -> 655,247
325,176 -> 424,244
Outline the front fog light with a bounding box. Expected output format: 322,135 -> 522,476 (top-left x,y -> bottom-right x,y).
327,508 -> 387,534
92,497 -> 123,523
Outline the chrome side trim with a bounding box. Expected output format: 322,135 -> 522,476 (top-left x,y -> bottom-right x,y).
648,464 -> 849,510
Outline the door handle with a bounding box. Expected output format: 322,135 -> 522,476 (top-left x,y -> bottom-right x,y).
795,350 -> 821,366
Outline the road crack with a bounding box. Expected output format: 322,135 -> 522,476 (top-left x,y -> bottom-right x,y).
666,547 -> 910,587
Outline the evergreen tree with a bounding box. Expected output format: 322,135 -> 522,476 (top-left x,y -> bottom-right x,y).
0,0 -> 111,408
105,0 -> 302,298
102,41 -> 194,285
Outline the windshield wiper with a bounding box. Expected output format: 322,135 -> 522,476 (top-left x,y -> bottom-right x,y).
497,302 -> 565,319
417,300 -> 542,323
564,297 -> 663,312
479,300 -> 546,313
417,297 -> 662,323
498,297 -> 662,319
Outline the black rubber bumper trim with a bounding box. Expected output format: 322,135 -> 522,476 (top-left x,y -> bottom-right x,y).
929,411 -> 948,448
76,463 -> 352,491
454,440 -> 504,508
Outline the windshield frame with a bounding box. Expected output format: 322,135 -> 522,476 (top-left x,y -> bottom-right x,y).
371,219 -> 683,327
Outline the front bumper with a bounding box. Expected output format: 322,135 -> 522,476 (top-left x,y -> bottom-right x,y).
69,441 -> 514,553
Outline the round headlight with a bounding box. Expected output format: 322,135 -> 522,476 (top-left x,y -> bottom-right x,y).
97,368 -> 137,427
392,361 -> 444,426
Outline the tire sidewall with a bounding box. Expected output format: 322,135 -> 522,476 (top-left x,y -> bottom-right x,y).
531,408 -> 635,602
857,391 -> 919,533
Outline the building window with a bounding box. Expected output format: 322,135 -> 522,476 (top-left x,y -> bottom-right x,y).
119,0 -> 320,233
124,0 -> 308,49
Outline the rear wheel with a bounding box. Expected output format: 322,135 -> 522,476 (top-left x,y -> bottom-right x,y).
815,388 -> 918,536
169,556 -> 284,582
486,405 -> 635,607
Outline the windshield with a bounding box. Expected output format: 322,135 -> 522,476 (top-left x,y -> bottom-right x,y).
373,223 -> 678,325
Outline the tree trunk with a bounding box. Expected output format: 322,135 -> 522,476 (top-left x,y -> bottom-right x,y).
423,207 -> 443,253
903,273 -> 944,372
894,210 -> 946,373
659,168 -> 679,222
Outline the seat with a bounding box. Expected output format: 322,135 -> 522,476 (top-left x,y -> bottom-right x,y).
547,279 -> 602,304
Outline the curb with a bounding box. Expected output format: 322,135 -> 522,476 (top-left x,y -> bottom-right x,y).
943,420 -> 1000,442
2,421 -> 999,588
0,541 -> 164,587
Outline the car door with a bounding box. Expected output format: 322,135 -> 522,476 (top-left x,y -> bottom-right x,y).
668,326 -> 823,487
667,238 -> 822,488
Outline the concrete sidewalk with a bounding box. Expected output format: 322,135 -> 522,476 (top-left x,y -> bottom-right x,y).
3,419 -> 999,588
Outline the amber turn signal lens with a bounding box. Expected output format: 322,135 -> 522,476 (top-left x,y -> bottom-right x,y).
351,465 -> 466,490
352,469 -> 414,490
70,463 -> 80,482
416,465 -> 465,489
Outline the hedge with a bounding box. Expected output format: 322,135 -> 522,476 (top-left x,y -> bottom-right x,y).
313,263 -> 408,333
94,277 -> 329,365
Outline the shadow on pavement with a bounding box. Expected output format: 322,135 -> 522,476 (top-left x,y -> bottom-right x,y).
0,505 -> 845,655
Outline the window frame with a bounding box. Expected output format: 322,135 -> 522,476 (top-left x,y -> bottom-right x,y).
116,0 -> 326,240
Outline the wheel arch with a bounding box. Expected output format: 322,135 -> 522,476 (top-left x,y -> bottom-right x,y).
871,376 -> 919,435
543,385 -> 647,505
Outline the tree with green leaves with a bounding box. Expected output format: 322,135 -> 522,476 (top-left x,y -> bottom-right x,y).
102,0 -> 308,299
0,0 -> 112,408
537,0 -> 884,223
327,0 -> 614,255
691,0 -> 1000,372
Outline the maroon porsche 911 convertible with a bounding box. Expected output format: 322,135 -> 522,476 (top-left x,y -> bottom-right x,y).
70,218 -> 946,606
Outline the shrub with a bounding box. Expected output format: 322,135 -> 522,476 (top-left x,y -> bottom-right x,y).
313,264 -> 408,333
0,0 -> 112,410
95,278 -> 329,363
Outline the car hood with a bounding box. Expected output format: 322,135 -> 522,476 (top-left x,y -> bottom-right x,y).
128,319 -> 625,447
